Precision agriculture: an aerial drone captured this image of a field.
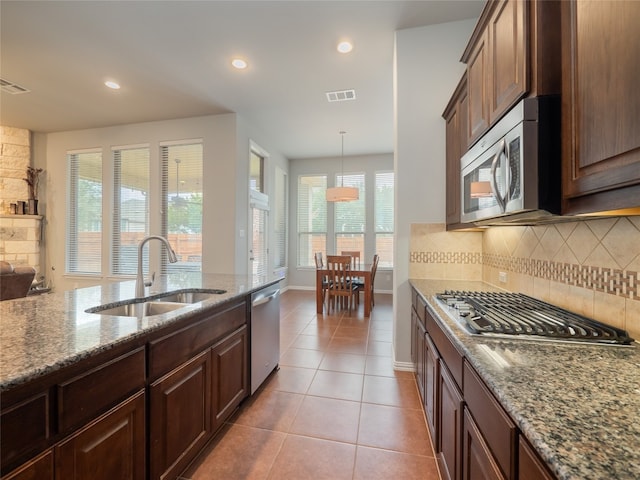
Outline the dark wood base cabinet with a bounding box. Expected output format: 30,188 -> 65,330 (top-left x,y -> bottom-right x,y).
1,296 -> 255,480
150,350 -> 212,480
56,391 -> 146,480
1,450 -> 53,480
463,408 -> 505,480
5,392 -> 146,480
410,287 -> 557,480
438,364 -> 463,480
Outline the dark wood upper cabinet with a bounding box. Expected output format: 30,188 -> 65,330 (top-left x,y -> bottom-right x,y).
443,74 -> 469,229
461,0 -> 560,148
561,0 -> 640,215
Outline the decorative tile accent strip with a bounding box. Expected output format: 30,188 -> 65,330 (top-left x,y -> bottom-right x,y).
483,253 -> 639,300
410,251 -> 482,264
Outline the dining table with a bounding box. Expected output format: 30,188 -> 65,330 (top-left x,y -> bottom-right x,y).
316,263 -> 373,317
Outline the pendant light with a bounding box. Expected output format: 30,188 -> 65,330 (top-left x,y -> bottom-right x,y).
326,131 -> 359,202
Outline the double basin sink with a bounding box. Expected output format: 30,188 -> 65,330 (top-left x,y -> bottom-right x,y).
85,289 -> 227,317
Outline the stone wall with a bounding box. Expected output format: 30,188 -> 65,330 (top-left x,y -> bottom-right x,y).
0,126 -> 31,213
0,126 -> 43,279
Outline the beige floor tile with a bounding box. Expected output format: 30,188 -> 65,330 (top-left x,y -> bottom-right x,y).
319,352 -> 367,374
307,370 -> 364,401
262,365 -> 316,394
328,336 -> 368,354
267,435 -> 356,480
362,375 -> 422,409
289,396 -> 361,443
358,403 -> 433,456
367,340 -> 392,357
291,333 -> 333,350
353,446 -> 440,480
183,424 -> 285,480
279,347 -> 325,369
231,389 -> 304,432
364,355 -> 396,377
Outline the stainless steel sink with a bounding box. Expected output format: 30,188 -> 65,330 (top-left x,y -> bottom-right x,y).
85,289 -> 226,317
151,289 -> 225,304
88,301 -> 188,317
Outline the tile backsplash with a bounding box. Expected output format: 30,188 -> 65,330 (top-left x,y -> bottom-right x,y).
410,218 -> 640,340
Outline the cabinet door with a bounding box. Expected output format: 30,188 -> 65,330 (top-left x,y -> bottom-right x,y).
467,29 -> 491,146
438,364 -> 463,480
561,0 -> 640,213
149,350 -> 212,480
55,391 -> 145,480
424,334 -> 440,449
462,408 -> 506,480
2,449 -> 53,480
518,436 -> 554,480
212,326 -> 249,431
444,75 -> 468,229
488,0 -> 526,124
415,319 -> 427,403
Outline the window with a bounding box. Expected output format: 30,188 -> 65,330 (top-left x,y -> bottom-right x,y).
297,175 -> 327,267
375,171 -> 394,267
335,173 -> 365,257
274,167 -> 288,271
66,149 -> 103,275
112,145 -> 149,275
161,141 -> 203,273
250,150 -> 264,193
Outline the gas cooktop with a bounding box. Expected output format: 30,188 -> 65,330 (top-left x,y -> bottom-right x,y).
435,290 -> 635,346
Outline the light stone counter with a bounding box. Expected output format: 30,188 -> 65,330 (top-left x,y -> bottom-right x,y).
0,273 -> 280,392
409,279 -> 640,480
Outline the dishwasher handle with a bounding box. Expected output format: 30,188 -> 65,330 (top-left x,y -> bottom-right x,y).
252,289 -> 280,308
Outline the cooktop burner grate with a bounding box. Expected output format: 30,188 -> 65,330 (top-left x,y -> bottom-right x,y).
435,291 -> 634,345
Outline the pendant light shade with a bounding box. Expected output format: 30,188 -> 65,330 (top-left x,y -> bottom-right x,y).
326,131 -> 359,202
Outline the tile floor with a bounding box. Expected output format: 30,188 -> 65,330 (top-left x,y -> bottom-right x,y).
180,289 -> 440,480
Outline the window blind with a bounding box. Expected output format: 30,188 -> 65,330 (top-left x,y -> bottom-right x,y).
112,145 -> 149,275
274,167 -> 288,270
297,175 -> 327,267
160,141 -> 203,273
335,173 -> 365,257
375,171 -> 394,267
66,149 -> 103,275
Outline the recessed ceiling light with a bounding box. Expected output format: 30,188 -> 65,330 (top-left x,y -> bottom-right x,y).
337,41 -> 353,54
104,80 -> 120,90
231,58 -> 248,69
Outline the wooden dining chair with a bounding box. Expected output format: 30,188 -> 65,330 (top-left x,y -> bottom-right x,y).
315,252 -> 330,306
326,255 -> 360,315
369,254 -> 380,308
340,251 -> 361,270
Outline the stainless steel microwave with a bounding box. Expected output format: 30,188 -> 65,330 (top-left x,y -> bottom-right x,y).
460,96 -> 561,225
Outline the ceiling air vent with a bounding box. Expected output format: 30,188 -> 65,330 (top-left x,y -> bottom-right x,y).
326,89 -> 356,102
0,78 -> 30,95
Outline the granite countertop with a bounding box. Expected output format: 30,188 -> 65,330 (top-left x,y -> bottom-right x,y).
409,279 -> 640,480
0,273 -> 281,392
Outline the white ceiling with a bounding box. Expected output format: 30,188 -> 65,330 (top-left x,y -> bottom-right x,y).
0,1 -> 482,159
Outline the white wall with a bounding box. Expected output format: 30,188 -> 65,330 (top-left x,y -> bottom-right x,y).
235,115 -> 290,284
393,19 -> 477,366
288,153 -> 394,291
36,113 -> 289,292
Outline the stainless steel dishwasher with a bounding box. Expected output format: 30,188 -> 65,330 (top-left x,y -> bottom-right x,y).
250,282 -> 280,393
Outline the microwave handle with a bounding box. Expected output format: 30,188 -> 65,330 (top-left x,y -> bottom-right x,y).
490,140 -> 508,212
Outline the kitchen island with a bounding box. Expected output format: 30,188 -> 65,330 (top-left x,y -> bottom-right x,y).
0,273 -> 280,479
410,279 -> 640,480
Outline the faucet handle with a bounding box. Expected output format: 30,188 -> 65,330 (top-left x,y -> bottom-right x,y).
145,271 -> 156,287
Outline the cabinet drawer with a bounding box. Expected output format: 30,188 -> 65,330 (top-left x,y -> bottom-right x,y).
425,306 -> 463,388
0,391 -> 50,472
519,436 -> 555,480
463,361 -> 517,480
57,347 -> 145,433
149,301 -> 246,380
412,288 -> 427,326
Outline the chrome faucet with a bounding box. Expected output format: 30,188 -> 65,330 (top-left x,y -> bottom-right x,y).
135,235 -> 178,298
